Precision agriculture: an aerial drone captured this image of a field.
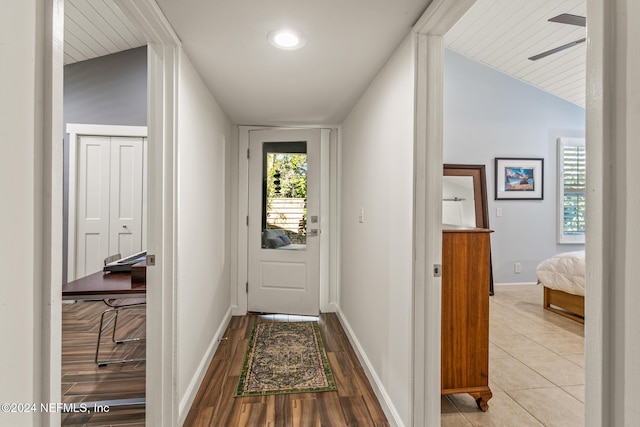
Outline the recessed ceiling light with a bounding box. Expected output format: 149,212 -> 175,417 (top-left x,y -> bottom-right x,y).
268,29 -> 306,50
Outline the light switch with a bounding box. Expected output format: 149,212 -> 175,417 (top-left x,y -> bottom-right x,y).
496,207 -> 503,217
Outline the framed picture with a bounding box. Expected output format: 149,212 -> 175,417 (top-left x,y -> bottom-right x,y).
495,158 -> 544,200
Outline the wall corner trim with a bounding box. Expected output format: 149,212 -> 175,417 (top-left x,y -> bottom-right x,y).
335,307 -> 406,427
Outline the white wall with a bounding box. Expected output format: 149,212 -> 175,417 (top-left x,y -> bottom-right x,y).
176,51 -> 232,415
444,49 -> 586,283
339,34 -> 415,426
0,2 -> 41,426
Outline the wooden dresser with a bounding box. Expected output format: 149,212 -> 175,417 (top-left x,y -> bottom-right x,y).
442,228 -> 493,411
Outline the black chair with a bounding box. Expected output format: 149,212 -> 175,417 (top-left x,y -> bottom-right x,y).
95,254 -> 146,367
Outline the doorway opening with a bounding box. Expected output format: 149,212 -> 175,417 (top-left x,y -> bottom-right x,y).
61,45 -> 148,427
412,0 -> 598,426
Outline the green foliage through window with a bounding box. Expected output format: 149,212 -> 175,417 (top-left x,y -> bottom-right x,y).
267,153 -> 307,198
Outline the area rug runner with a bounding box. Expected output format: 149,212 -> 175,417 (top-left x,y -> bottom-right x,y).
235,321 -> 336,397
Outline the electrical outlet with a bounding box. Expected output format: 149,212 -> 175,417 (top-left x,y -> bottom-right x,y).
514,262 -> 521,274
358,208 -> 365,223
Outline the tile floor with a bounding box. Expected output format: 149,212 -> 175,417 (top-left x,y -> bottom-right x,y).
442,284 -> 585,426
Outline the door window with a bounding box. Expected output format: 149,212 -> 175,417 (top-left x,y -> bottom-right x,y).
262,142 -> 307,250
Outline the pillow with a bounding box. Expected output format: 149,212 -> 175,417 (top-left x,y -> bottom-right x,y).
266,237 -> 286,248
279,234 -> 292,245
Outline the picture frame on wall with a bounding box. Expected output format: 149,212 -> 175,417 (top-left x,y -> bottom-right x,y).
495,157 -> 544,200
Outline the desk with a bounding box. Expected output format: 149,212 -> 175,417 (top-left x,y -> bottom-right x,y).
62,270 -> 147,412
63,270 -> 145,300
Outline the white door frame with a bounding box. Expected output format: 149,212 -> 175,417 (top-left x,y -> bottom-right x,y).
114,2 -> 181,425
236,126 -> 334,316
40,2 -> 65,425
411,2 -> 476,425
44,1 -> 181,426
66,124 -> 147,282
412,0 -> 606,426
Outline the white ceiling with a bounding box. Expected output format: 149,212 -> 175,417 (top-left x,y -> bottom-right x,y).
152,0 -> 431,126
64,0 -> 587,125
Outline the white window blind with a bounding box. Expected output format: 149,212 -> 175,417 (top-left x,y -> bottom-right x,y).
557,138 -> 586,244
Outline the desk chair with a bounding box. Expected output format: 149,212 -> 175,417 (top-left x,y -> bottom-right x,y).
95,254 -> 146,367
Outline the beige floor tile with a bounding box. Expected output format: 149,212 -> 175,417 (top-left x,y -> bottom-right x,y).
539,314 -> 585,336
489,379 -> 503,393
442,412 -> 474,427
489,323 -> 520,339
490,334 -> 556,358
562,353 -> 585,368
448,391 -> 544,427
507,387 -> 584,427
498,316 -> 561,336
527,332 -> 584,355
489,358 -> 555,391
442,396 -> 474,426
442,395 -> 465,413
562,385 -> 585,403
517,355 -> 584,386
489,343 -> 510,359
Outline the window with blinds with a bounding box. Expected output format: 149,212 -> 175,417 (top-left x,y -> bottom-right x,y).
557,138 -> 586,244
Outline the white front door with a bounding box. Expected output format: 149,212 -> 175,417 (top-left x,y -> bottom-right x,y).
75,134 -> 145,278
247,128 -> 321,315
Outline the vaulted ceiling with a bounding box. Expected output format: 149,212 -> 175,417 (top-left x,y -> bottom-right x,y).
64,0 -> 586,125
445,0 -> 586,108
64,0 -> 145,65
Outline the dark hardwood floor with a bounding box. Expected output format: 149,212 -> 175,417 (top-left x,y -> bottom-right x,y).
62,303 -> 388,426
183,313 -> 389,427
61,300 -> 146,426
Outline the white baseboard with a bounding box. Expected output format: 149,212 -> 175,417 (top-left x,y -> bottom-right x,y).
335,306 -> 405,427
494,282 -> 538,287
178,307 -> 233,426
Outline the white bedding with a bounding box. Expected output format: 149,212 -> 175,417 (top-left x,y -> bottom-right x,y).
536,250 -> 585,296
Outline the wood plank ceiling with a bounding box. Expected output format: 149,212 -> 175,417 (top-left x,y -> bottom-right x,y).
445,0 -> 587,108
64,0 -> 145,65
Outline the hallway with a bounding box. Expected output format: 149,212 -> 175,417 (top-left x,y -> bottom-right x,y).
183,313 -> 389,426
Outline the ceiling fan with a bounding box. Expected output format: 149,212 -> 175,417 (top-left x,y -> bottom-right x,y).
528,13 -> 586,61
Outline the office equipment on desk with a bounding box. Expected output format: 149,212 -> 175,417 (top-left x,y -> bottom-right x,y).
103,250 -> 147,273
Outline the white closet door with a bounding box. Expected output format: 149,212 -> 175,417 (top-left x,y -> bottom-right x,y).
109,137 -> 144,257
75,135 -> 144,278
76,135 -> 111,278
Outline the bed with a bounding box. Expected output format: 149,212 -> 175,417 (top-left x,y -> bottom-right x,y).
536,250 -> 585,323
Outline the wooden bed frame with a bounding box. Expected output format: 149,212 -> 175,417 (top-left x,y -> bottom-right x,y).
543,287 -> 584,324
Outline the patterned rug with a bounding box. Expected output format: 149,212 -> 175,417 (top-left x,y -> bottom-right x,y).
235,321 -> 336,397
